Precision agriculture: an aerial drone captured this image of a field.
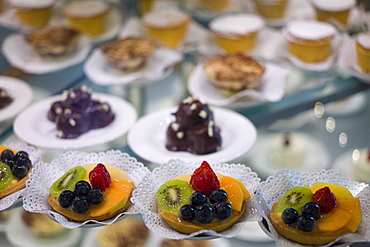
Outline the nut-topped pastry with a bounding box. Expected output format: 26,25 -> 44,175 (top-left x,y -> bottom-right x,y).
166,97 -> 222,155
25,27 -> 81,58
0,88 -> 13,109
204,53 -> 265,91
100,37 -> 158,71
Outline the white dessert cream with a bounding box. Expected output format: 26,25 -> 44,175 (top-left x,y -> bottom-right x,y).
269,132 -> 307,168
310,0 -> 355,26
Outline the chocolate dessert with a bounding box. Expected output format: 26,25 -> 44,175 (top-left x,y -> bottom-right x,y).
0,88 -> 13,109
48,85 -> 115,139
166,97 -> 222,154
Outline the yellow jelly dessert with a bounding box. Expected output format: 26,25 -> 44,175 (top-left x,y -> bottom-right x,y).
255,0 -> 289,20
10,0 -> 55,27
62,0 -> 110,36
311,0 -> 356,26
284,20 -> 337,63
143,8 -> 191,49
355,33 -> 370,73
209,14 -> 264,53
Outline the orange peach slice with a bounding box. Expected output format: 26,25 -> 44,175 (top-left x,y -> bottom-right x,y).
317,207 -> 352,232
220,176 -> 250,200
220,181 -> 244,212
337,198 -> 362,232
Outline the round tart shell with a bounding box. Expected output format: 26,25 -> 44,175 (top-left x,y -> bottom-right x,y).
269,203 -> 351,245
48,189 -> 133,222
0,169 -> 31,199
158,200 -> 246,234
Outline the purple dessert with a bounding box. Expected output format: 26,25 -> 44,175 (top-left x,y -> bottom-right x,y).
56,108 -> 91,139
86,100 -> 115,129
165,97 -> 222,154
0,88 -> 13,109
47,86 -> 115,139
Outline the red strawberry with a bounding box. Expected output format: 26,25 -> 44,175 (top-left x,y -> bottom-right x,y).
89,163 -> 111,191
312,187 -> 337,213
189,161 -> 220,196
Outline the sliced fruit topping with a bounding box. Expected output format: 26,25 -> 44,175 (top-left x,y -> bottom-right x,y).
219,176 -> 250,200
1,149 -> 32,180
276,187 -> 312,214
84,163 -> 131,182
336,198 -> 362,232
189,161 -> 220,196
220,181 -> 244,212
317,207 -> 352,232
50,166 -> 87,198
89,163 -> 111,191
312,187 -> 337,213
309,183 -> 353,199
0,163 -> 15,190
157,179 -> 193,214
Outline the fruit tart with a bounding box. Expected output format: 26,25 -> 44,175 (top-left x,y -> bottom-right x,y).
0,143 -> 42,204
23,150 -> 150,228
133,159 -> 260,238
256,169 -> 370,246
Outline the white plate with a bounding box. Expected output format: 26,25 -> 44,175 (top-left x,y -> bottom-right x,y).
13,92 -> 137,150
5,208 -> 82,247
248,132 -> 331,179
187,62 -> 288,107
338,37 -> 370,83
325,92 -> 367,117
127,107 -> 257,164
84,46 -> 182,86
82,226 -> 230,247
0,76 -> 33,122
2,33 -> 92,74
332,148 -> 370,183
234,221 -> 273,242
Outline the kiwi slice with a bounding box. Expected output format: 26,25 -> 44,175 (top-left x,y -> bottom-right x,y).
157,179 -> 193,214
0,163 -> 15,190
50,166 -> 87,198
276,187 -> 312,214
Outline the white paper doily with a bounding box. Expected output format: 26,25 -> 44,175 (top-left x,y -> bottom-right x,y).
84,46 -> 183,86
2,33 -> 92,74
255,169 -> 370,247
132,159 -> 261,240
0,142 -> 43,212
187,61 -> 288,107
338,36 -> 370,83
118,17 -> 209,53
22,150 -> 150,229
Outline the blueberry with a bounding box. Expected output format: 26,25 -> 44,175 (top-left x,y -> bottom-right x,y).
281,208 -> 299,225
302,202 -> 320,219
296,215 -> 315,232
71,196 -> 89,214
209,189 -> 228,204
74,181 -> 91,196
11,164 -> 29,179
4,159 -> 15,169
1,149 -> 14,161
214,201 -> 232,220
15,157 -> 32,169
58,190 -> 76,208
88,188 -> 104,205
180,204 -> 196,222
195,203 -> 215,223
15,151 -> 29,159
190,191 -> 207,206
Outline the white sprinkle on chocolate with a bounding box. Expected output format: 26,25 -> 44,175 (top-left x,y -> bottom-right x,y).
56,130 -> 63,138
171,123 -> 180,132
176,131 -> 184,139
62,90 -> 68,100
55,107 -> 63,115
199,110 -> 207,119
81,85 -> 88,92
182,96 -> 194,104
64,108 -> 72,115
69,91 -> 76,99
102,104 -> 109,112
190,103 -> 197,111
69,118 -> 76,127
208,121 -> 214,137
